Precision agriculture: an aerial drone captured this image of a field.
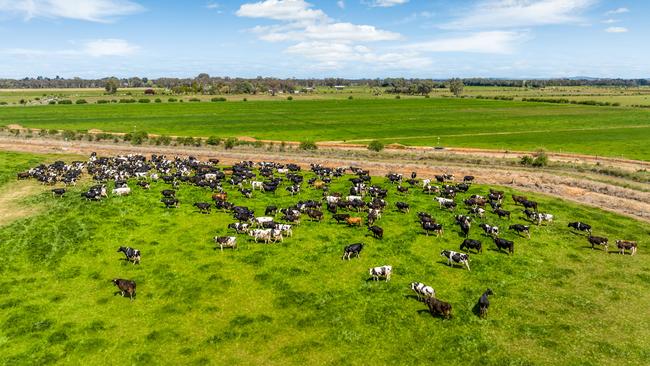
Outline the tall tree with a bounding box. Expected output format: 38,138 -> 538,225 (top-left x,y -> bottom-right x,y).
449,78 -> 464,97
105,78 -> 119,94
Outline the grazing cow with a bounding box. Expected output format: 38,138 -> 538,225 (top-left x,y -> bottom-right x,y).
568,222 -> 592,234
136,181 -> 150,189
396,202 -> 410,213
460,239 -> 482,253
440,250 -> 471,271
512,195 -> 528,205
369,265 -> 392,281
616,240 -> 638,255
333,213 -> 351,223
468,207 -> 485,218
112,187 -> 131,196
117,246 -> 141,265
521,200 -> 538,212
161,198 -> 179,208
463,175 -> 475,182
228,222 -> 250,234
274,224 -> 293,237
425,296 -> 452,319
255,216 -> 275,227
460,220 -> 471,238
342,243 -> 364,260
588,236 -> 609,252
51,188 -> 66,197
194,202 -> 211,214
435,197 -> 454,209
249,229 -> 273,244
478,288 -> 494,318
214,236 -> 237,251
422,222 -> 443,237
345,217 -> 363,227
368,226 -> 383,239
265,205 -> 278,216
479,224 -> 499,237
524,210 -> 553,225
307,209 -> 323,222
240,188 -> 253,198
410,282 -> 435,301
493,237 -> 514,254
251,181 -> 263,191
112,279 -> 136,301
509,224 -> 530,239
286,185 -> 300,196
161,189 -> 176,197
212,192 -> 227,202
494,209 -> 511,219
324,195 -> 340,205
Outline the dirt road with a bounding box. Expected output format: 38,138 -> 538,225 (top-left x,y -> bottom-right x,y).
1,136 -> 649,223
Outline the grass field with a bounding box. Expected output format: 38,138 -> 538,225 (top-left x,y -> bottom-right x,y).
1,151 -> 649,365
2,98 -> 650,160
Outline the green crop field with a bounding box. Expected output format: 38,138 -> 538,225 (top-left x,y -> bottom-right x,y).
2,98 -> 650,160
1,151 -> 649,365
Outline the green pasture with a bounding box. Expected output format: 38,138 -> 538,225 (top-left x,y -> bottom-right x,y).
1,98 -> 650,160
0,151 -> 649,365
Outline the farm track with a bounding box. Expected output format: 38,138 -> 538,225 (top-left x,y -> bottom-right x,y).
0,136 -> 649,223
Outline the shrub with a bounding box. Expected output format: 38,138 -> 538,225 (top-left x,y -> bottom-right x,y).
532,150 -> 548,167
130,131 -> 149,145
119,99 -> 136,104
58,100 -> 72,105
38,129 -> 47,136
206,136 -> 222,146
48,129 -> 59,135
367,140 -> 385,152
520,155 -> 534,166
154,135 -> 172,146
211,97 -> 226,102
138,98 -> 151,103
48,101 -> 56,105
189,98 -> 201,102
62,130 -> 76,140
168,98 -> 177,102
348,96 -> 353,100
224,137 -> 237,150
395,95 -> 401,99
75,99 -> 87,104
96,99 -> 110,104
299,140 -> 317,150
243,98 -> 248,102
155,98 -> 162,103
287,96 -> 293,101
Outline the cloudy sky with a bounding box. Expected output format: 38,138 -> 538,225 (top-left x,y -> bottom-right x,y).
0,0 -> 646,78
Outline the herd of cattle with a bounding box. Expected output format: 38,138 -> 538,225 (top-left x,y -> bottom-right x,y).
18,153 -> 640,316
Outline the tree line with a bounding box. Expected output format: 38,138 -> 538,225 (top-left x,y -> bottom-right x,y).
1,74 -> 648,94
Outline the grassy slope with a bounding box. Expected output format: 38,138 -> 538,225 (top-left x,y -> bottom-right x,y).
1,98 -> 650,160
0,152 -> 649,365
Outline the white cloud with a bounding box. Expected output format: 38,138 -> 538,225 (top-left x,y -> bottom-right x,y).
606,7 -> 629,15
255,22 -> 401,42
366,0 -> 409,7
337,0 -> 344,9
442,0 -> 595,29
602,18 -> 619,24
404,31 -> 526,54
236,0 -> 326,22
206,2 -> 219,9
82,39 -> 139,57
605,26 -> 627,33
0,0 -> 144,22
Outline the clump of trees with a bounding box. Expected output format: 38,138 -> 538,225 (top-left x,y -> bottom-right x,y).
299,141 -> 317,150
520,150 -> 549,167
367,140 -> 385,152
449,78 -> 464,96
105,78 -> 119,94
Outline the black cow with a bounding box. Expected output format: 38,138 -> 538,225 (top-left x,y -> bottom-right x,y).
307,209 -> 323,221
332,213 -> 351,223
117,246 -> 141,265
478,288 -> 494,318
460,239 -> 482,253
240,188 -> 253,198
342,243 -> 364,260
463,175 -> 475,182
494,209 -> 511,219
509,224 -> 530,238
522,200 -> 538,211
460,220 -> 471,237
568,222 -> 592,234
265,205 -> 278,216
368,226 -> 383,239
51,188 -> 66,197
396,202 -> 410,213
136,181 -> 150,189
588,236 -> 609,252
425,296 -> 452,319
194,202 -> 211,214
494,237 -> 514,254
112,279 -> 136,301
161,198 -> 179,208
161,189 -> 175,197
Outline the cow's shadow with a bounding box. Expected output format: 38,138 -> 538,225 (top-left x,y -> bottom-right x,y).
416,309 -> 450,320
113,291 -> 136,301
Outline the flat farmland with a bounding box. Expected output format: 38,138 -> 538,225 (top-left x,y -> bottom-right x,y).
2,98 -> 650,160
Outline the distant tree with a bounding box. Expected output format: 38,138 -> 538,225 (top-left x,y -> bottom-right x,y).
449,78 -> 464,96
367,140 -> 385,152
105,78 -> 119,94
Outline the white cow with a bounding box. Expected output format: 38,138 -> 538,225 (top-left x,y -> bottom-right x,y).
112,187 -> 131,196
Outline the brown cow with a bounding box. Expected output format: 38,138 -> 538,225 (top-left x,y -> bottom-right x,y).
212,193 -> 228,202
616,240 -> 638,255
112,279 -> 136,301
346,217 -> 363,227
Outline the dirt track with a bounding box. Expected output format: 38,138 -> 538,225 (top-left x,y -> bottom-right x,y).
1,137 -> 649,223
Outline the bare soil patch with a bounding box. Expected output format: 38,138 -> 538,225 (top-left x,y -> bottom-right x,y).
0,181 -> 44,226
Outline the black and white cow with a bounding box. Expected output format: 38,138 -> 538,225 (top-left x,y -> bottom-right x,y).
410,282 -> 435,301
568,222 -> 592,234
509,224 -> 530,239
228,222 -> 250,234
479,223 -> 499,237
588,236 -> 608,252
342,243 -> 364,260
478,288 -> 494,318
117,246 -> 141,265
51,188 -> 66,197
194,202 -> 211,214
369,265 -> 392,281
214,236 -> 237,251
440,250 -> 471,271
616,240 -> 638,255
422,222 -> 443,237
396,202 -> 410,213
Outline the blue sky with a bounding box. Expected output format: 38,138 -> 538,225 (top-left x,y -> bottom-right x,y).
0,0 -> 647,79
